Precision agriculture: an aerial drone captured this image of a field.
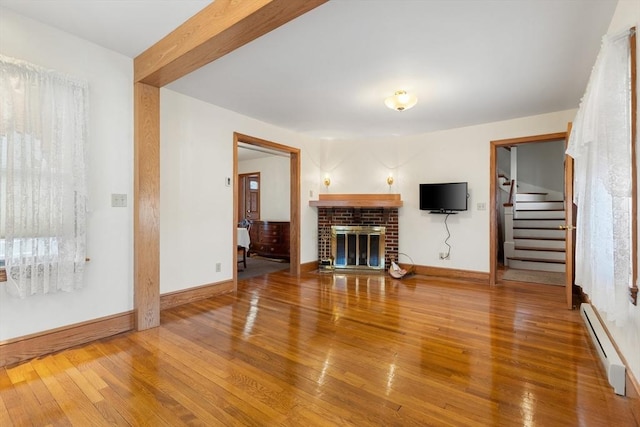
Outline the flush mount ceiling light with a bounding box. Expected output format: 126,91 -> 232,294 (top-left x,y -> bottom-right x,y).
384,90 -> 418,111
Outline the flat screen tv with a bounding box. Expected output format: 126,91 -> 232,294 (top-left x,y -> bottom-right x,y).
419,182 -> 468,213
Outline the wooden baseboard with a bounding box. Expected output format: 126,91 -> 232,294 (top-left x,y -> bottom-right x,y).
0,280 -> 235,368
410,264 -> 489,283
0,311 -> 134,368
300,260 -> 319,273
627,370 -> 640,399
587,302 -> 640,399
159,280 -> 235,311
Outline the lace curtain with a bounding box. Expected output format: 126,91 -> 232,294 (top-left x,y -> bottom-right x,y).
0,55 -> 88,298
566,29 -> 632,326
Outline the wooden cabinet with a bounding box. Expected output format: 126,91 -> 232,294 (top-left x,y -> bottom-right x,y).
249,221 -> 290,260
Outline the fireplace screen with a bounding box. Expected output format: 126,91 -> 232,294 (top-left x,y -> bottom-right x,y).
331,226 -> 386,270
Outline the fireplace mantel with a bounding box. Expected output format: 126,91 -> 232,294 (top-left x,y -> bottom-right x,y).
309,194 -> 402,208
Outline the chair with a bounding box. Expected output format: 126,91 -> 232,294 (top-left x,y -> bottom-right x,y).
237,246 -> 247,270
237,220 -> 251,270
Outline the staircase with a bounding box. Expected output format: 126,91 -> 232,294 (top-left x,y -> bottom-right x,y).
504,193 -> 566,273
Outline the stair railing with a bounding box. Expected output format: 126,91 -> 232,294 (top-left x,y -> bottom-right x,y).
503,179 -> 516,266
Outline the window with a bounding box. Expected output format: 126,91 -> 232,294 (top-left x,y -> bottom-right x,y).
566,27 -> 636,321
0,55 -> 88,297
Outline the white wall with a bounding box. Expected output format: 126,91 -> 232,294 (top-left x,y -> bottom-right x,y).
517,140 -> 565,199
319,110 -> 576,272
0,9 -> 134,340
601,0 -> 640,389
238,155 -> 291,221
160,89 -> 320,294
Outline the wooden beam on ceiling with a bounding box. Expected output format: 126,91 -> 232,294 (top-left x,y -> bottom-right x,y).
133,0 -> 326,330
134,0 -> 329,86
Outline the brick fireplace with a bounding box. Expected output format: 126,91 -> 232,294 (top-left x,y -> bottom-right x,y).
317,207 -> 399,271
310,194 -> 402,272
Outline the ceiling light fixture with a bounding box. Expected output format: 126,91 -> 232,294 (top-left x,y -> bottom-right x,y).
384,90 -> 418,111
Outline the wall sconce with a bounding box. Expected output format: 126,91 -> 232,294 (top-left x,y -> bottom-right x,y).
387,175 -> 394,186
323,176 -> 331,187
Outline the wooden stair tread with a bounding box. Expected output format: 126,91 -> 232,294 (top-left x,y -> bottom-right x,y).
514,218 -> 565,221
516,209 -> 565,212
517,200 -> 563,203
515,246 -> 565,252
507,256 -> 565,264
517,192 -> 548,195
513,226 -> 563,230
515,236 -> 565,241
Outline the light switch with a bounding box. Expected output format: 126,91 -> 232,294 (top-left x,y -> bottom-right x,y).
111,193 -> 127,207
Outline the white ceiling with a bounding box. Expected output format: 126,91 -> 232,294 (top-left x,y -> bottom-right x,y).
0,0 -> 618,140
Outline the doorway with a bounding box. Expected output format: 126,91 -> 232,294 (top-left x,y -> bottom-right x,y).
233,133 -> 301,279
238,172 -> 261,223
489,131 -> 574,307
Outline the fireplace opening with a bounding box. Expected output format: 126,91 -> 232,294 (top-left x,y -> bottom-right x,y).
331,226 -> 386,271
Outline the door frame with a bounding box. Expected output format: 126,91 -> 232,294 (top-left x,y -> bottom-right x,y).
233,132 -> 301,280
489,132 -> 569,291
564,123 -> 577,309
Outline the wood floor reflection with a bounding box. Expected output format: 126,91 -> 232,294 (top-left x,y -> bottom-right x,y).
2,271 -> 639,426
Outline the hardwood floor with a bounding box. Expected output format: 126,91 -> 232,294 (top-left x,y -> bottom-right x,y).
1,271 -> 638,426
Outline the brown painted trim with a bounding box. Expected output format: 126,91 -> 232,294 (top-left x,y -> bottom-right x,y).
134,0 -> 329,86
630,27 -> 638,305
134,83 -> 161,331
412,265 -> 489,283
234,132 -> 301,277
0,311 -> 134,368
160,280 -> 235,311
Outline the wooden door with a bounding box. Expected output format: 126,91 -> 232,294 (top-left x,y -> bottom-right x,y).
564,124 -> 577,309
238,172 -> 260,222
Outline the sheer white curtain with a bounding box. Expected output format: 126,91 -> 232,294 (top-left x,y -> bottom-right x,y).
0,55 -> 88,298
566,29 -> 632,326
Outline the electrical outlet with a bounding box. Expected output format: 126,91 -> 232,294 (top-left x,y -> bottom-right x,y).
477,202 -> 486,211
111,193 -> 127,207
215,262 -> 221,272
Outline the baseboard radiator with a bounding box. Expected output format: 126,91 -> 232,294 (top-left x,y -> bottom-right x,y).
580,303 -> 626,395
